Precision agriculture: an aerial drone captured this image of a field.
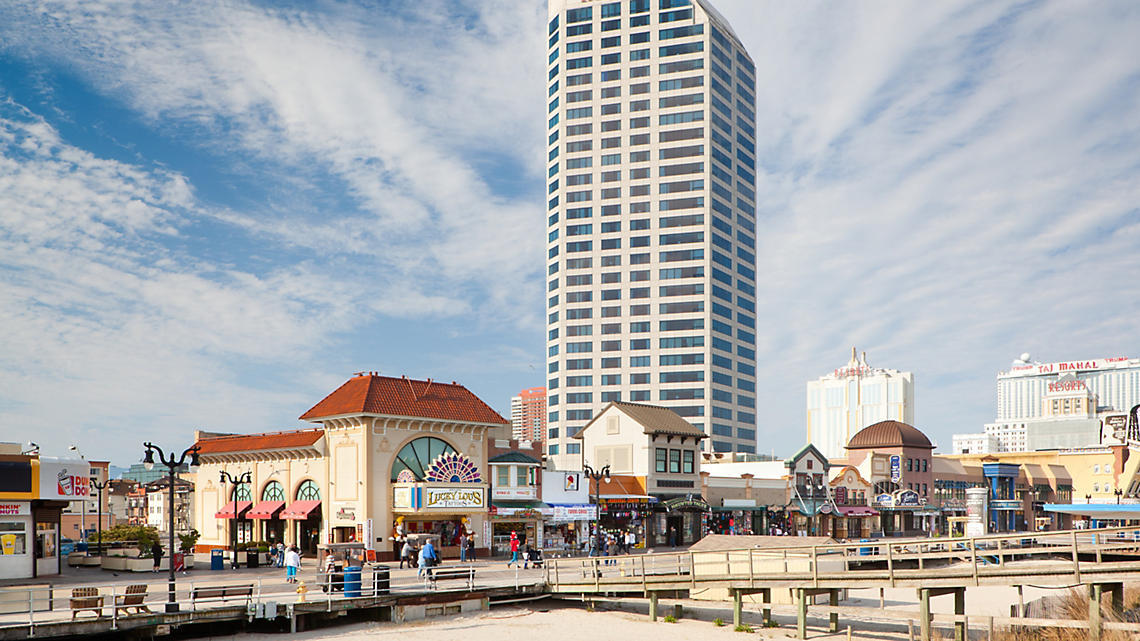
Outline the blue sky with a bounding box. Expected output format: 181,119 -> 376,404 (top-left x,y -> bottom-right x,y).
1,0 -> 1138,465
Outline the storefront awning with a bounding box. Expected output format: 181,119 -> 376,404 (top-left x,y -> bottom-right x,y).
215,501 -> 253,519
281,500 -> 322,520
491,500 -> 551,517
247,501 -> 285,520
662,496 -> 711,511
836,506 -> 878,517
711,505 -> 769,512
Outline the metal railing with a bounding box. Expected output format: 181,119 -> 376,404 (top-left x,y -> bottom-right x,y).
545,525 -> 1140,592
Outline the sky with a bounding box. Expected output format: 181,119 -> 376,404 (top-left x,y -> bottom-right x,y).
0,0 -> 1138,466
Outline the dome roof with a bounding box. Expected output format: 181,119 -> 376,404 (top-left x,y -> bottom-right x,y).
846,421 -> 933,450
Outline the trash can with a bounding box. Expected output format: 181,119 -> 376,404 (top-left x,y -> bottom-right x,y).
211,549 -> 225,570
858,540 -> 873,556
372,565 -> 390,595
343,566 -> 362,598
247,551 -> 260,568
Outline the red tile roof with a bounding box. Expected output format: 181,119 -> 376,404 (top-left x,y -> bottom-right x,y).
195,429 -> 324,455
299,373 -> 508,425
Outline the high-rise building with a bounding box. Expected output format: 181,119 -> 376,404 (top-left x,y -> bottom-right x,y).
806,348 -> 915,460
511,387 -> 548,442
956,354 -> 1140,452
544,0 -> 759,469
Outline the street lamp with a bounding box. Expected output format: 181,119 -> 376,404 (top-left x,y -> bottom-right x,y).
219,470 -> 252,569
1114,488 -> 1123,504
583,463 -> 610,554
89,478 -> 110,556
68,446 -> 87,545
142,442 -> 200,613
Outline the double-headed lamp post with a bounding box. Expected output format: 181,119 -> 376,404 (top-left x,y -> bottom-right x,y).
583,463 -> 610,553
143,442 -> 200,614
89,477 -> 110,556
219,470 -> 252,569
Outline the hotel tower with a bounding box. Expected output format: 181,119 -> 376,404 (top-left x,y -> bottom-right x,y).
544,0 -> 758,469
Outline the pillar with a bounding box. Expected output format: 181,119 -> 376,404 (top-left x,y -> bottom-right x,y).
797,589 -> 808,639
919,589 -> 931,641
1088,584 -> 1102,641
829,589 -> 839,633
1108,583 -> 1123,617
761,588 -> 772,625
733,589 -> 742,627
673,604 -> 683,620
953,588 -> 965,641
649,591 -> 658,622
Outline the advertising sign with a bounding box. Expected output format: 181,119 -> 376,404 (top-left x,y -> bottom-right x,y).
889,455 -> 902,483
37,460 -> 90,501
895,490 -> 920,507
0,503 -> 30,517
424,487 -> 485,509
965,487 -> 988,537
874,493 -> 893,507
1104,415 -> 1128,440
564,472 -> 580,491
363,519 -> 373,550
392,486 -> 412,509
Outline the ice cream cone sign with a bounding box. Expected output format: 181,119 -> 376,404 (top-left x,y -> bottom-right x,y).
296,581 -> 308,603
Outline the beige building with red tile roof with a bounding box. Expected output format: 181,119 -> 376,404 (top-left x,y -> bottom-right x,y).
191,373 -> 510,560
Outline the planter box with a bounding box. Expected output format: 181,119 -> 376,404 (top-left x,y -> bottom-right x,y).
102,556 -> 168,572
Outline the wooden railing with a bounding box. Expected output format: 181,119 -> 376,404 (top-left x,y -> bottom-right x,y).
545,525 -> 1140,592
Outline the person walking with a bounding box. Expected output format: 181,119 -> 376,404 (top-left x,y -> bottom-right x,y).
465,534 -> 475,562
459,534 -> 468,563
275,543 -> 285,567
400,539 -> 414,569
668,525 -> 678,548
284,545 -> 301,583
506,531 -> 520,568
418,538 -> 437,578
151,541 -> 163,572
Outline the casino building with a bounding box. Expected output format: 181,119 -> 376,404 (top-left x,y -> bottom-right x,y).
192,373 -> 511,560
954,354 -> 1140,454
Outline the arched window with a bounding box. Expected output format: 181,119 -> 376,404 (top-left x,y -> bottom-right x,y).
296,480 -> 321,501
262,481 -> 285,502
232,483 -> 252,502
390,437 -> 481,483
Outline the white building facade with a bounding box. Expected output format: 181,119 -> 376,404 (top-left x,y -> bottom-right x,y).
966,355 -> 1140,453
544,0 -> 759,469
806,349 -> 915,459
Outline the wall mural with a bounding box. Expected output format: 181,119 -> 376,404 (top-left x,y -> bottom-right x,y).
391,436 -> 482,483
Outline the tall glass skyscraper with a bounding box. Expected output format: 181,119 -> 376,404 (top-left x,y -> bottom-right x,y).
544,0 -> 758,469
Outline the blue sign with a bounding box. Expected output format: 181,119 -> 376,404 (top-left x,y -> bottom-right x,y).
874,493 -> 893,507
896,490 -> 920,507
889,455 -> 902,483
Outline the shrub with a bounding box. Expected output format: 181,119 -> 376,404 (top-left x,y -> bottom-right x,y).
663,615 -> 677,623
178,529 -> 200,553
713,618 -> 725,627
92,524 -> 161,554
734,624 -> 754,633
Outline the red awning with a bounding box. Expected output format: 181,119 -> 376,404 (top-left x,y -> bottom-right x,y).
247,501 -> 286,520
281,500 -> 322,520
215,501 -> 253,519
837,506 -> 879,517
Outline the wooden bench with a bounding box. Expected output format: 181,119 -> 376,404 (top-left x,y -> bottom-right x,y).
70,587 -> 104,620
190,584 -> 254,605
425,567 -> 475,591
114,584 -> 152,616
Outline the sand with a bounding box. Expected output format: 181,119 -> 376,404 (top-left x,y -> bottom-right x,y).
225,604 -> 813,641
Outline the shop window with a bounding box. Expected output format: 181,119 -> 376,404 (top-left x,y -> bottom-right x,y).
35,523 -> 56,559
296,480 -> 321,501
669,449 -> 681,473
655,448 -> 667,473
0,522 -> 28,555
390,437 -> 463,482
516,466 -> 528,486
262,481 -> 285,501
233,482 -> 252,502
682,450 -> 694,474
497,466 -> 510,486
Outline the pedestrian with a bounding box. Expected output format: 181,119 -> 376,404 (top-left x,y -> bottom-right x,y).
507,531 -> 520,568
151,541 -> 163,572
418,538 -> 437,578
284,545 -> 301,583
626,529 -> 636,553
400,539 -> 413,569
668,526 -> 677,548
465,534 -> 476,562
459,533 -> 468,563
275,543 -> 285,567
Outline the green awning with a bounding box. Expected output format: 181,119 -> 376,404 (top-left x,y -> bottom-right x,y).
711,506 -> 769,512
491,500 -> 549,509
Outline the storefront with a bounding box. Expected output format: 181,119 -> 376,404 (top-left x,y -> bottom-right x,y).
542,504 -> 595,553
599,498 -> 654,547
194,373 -> 509,562
653,495 -> 710,546
0,455 -> 88,580
832,506 -> 877,539
489,502 -> 547,555
0,502 -> 32,579
709,505 -> 767,535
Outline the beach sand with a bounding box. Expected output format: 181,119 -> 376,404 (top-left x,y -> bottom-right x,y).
225,603 -> 818,641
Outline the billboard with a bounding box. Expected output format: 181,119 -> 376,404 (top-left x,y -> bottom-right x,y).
37,459 -> 90,501
889,455 -> 902,483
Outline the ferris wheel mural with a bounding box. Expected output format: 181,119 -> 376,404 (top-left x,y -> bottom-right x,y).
424,452 -> 482,483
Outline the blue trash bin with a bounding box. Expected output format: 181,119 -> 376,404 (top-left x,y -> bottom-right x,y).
343,566 -> 362,598
210,549 -> 225,571
858,540 -> 873,556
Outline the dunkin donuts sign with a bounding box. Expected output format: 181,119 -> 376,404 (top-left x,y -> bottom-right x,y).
38,460 -> 90,500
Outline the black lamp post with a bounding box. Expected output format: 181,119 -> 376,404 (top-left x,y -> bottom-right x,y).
583,463 -> 610,554
89,478 -> 110,556
143,442 -> 199,614
1115,489 -> 1123,504
219,470 -> 252,569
